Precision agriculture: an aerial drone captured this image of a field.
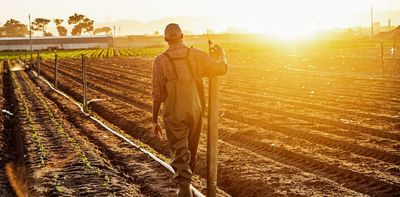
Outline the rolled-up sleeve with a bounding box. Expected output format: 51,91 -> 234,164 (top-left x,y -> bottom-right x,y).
199,51 -> 228,77
151,57 -> 167,102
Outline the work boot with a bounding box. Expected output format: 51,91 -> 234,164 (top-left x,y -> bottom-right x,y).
177,183 -> 193,197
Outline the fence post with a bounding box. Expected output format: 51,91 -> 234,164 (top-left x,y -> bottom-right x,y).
381,42 -> 384,74
207,76 -> 219,197
393,39 -> 396,60
37,50 -> 41,76
54,51 -> 58,89
82,54 -> 88,113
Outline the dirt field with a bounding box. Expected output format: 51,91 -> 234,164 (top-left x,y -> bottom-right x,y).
16,54 -> 397,196
0,60 -> 233,196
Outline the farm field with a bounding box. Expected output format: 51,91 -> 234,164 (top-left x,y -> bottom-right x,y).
26,42 -> 400,196
1,40 -> 400,196
0,47 -> 164,60
0,60 -> 228,196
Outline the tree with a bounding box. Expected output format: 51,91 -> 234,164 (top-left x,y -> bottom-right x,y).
31,18 -> 51,36
68,13 -> 94,36
0,19 -> 29,37
57,26 -> 68,36
68,13 -> 85,25
94,27 -> 112,35
54,19 -> 68,36
68,13 -> 85,36
54,18 -> 64,26
153,31 -> 160,36
81,18 -> 94,35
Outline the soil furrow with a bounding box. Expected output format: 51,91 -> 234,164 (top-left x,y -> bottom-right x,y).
26,70 -> 221,196
0,61 -> 16,196
10,70 -> 143,196
85,58 -> 400,105
38,62 -> 400,164
34,63 -> 365,196
37,58 -> 399,196
42,60 -> 400,142
219,131 -> 400,196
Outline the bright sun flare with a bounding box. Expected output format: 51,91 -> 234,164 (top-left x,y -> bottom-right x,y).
214,0 -> 391,40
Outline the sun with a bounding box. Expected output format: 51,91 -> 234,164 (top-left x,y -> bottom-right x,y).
268,28 -> 315,41
215,0 -> 387,40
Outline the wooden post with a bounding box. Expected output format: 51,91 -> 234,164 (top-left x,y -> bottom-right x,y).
37,51 -> 41,76
54,52 -> 58,89
393,39 -> 396,60
371,6 -> 374,41
207,76 -> 219,197
113,26 -> 116,49
29,14 -> 33,64
381,42 -> 384,74
82,54 -> 88,113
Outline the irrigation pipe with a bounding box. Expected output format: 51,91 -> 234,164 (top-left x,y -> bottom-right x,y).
31,70 -> 205,197
87,98 -> 106,104
1,109 -> 13,116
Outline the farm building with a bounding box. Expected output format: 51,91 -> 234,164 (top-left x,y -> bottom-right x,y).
376,25 -> 400,40
0,36 -> 113,51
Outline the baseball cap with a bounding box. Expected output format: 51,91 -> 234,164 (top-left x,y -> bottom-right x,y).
164,23 -> 183,40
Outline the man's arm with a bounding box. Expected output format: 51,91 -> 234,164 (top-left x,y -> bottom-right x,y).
201,45 -> 228,77
151,58 -> 165,138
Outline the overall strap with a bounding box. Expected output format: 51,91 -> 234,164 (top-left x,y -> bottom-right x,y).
164,48 -> 205,112
164,52 -> 179,78
164,47 -> 194,79
184,48 -> 195,78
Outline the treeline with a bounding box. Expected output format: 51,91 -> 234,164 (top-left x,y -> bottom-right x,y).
0,13 -> 112,37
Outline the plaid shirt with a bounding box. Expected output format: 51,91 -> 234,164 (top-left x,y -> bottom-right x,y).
152,43 -> 227,102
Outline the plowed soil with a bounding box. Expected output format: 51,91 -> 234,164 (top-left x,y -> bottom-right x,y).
0,60 -> 230,196
33,56 -> 400,196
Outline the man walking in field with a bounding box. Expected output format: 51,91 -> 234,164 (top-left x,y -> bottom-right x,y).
151,23 -> 228,197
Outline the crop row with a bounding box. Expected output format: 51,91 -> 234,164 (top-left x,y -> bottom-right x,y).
12,72 -> 47,165
0,47 -> 165,60
10,71 -> 120,195
19,72 -> 112,190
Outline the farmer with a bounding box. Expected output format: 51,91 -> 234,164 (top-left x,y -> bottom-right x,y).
151,23 -> 228,196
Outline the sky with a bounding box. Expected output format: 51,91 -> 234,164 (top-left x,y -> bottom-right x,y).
1,0 -> 400,38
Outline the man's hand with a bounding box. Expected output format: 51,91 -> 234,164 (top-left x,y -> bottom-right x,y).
210,44 -> 227,63
152,122 -> 163,139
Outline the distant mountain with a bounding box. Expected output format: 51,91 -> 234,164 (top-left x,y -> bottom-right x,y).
221,27 -> 250,34
96,16 -> 221,35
